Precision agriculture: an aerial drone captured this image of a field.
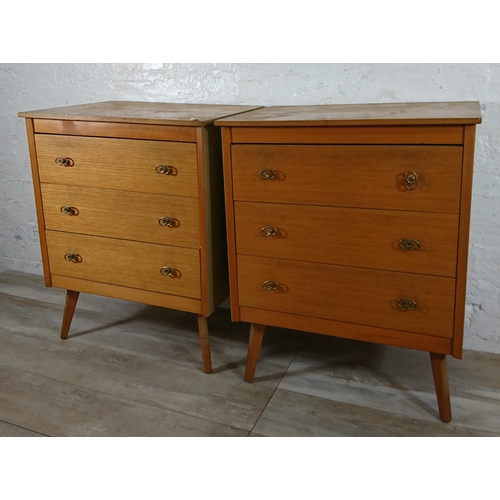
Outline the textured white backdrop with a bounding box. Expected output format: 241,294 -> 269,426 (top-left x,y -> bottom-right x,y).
1,63 -> 498,352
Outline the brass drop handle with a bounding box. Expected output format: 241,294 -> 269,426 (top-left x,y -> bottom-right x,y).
160,266 -> 176,277
159,217 -> 174,227
398,298 -> 417,311
60,205 -> 77,216
399,239 -> 420,251
405,171 -> 418,190
64,252 -> 78,263
55,157 -> 73,167
258,169 -> 276,180
263,280 -> 279,291
156,165 -> 172,175
261,226 -> 278,237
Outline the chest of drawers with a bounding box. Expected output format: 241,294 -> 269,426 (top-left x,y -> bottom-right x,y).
216,102 -> 482,422
19,101 -> 259,373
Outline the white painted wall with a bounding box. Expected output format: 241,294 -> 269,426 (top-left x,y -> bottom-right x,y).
1,63 -> 498,352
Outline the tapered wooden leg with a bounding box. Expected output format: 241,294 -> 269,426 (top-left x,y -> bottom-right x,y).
197,315 -> 212,374
244,323 -> 266,383
60,290 -> 80,340
430,352 -> 452,423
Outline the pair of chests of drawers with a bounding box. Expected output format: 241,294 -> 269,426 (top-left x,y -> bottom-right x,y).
231,143 -> 463,339
35,133 -> 201,299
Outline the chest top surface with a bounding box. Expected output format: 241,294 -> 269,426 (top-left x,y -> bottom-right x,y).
18,101 -> 261,126
214,101 -> 482,127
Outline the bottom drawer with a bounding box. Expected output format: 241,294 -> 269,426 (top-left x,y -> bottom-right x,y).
237,255 -> 455,337
46,231 -> 201,299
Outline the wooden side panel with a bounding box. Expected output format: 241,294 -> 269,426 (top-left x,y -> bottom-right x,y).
46,231 -> 201,299
221,127 -> 240,321
239,307 -> 453,355
41,184 -> 200,247
33,119 -> 198,142
237,255 -> 456,338
196,127 -> 209,314
234,202 -> 459,277
231,145 -> 463,213
35,134 -> 199,197
231,125 -> 465,145
452,126 -> 477,358
196,127 -> 229,316
52,275 -> 202,314
24,119 -> 51,287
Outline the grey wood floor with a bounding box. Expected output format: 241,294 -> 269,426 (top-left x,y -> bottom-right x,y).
1,270 -> 499,437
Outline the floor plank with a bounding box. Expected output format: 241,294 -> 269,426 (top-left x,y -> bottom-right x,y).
0,420 -> 45,437
0,294 -> 304,431
0,365 -> 247,437
252,389 -> 498,437
278,336 -> 500,434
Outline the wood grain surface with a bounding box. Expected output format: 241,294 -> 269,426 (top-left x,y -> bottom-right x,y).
215,101 -> 482,127
20,101 -> 262,126
46,231 -> 201,299
41,184 -> 200,247
237,255 -> 456,337
231,144 -> 463,213
36,134 -> 199,197
234,202 -> 459,277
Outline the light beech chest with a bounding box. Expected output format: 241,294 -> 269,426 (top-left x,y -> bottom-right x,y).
19,101 -> 259,372
216,101 -> 482,421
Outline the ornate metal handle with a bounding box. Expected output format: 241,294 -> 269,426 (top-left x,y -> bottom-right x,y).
55,157 -> 74,167
262,280 -> 279,291
64,252 -> 78,263
159,217 -> 174,227
405,171 -> 418,190
156,165 -> 172,175
397,298 -> 417,311
258,169 -> 276,180
160,266 -> 176,277
261,226 -> 278,237
60,205 -> 77,216
399,239 -> 420,251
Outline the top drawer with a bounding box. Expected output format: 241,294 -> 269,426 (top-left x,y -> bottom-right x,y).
35,134 -> 198,197
231,145 -> 463,213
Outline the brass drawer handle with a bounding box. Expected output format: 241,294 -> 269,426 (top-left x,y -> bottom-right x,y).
55,156 -> 74,167
159,216 -> 175,227
261,226 -> 278,237
160,266 -> 176,277
64,252 -> 79,263
60,205 -> 78,216
156,165 -> 172,175
399,239 -> 420,251
398,298 -> 417,311
405,171 -> 418,190
258,169 -> 276,180
263,280 -> 279,291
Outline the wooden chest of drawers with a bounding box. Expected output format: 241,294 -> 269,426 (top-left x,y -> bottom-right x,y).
216,102 -> 482,422
19,101 -> 259,373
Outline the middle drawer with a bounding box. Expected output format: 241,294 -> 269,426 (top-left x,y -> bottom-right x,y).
41,184 -> 200,247
234,202 -> 459,277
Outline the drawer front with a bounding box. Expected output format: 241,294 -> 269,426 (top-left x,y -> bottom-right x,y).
35,134 -> 198,197
231,145 -> 463,213
41,184 -> 200,248
46,231 -> 201,299
237,255 -> 455,337
234,202 -> 459,277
